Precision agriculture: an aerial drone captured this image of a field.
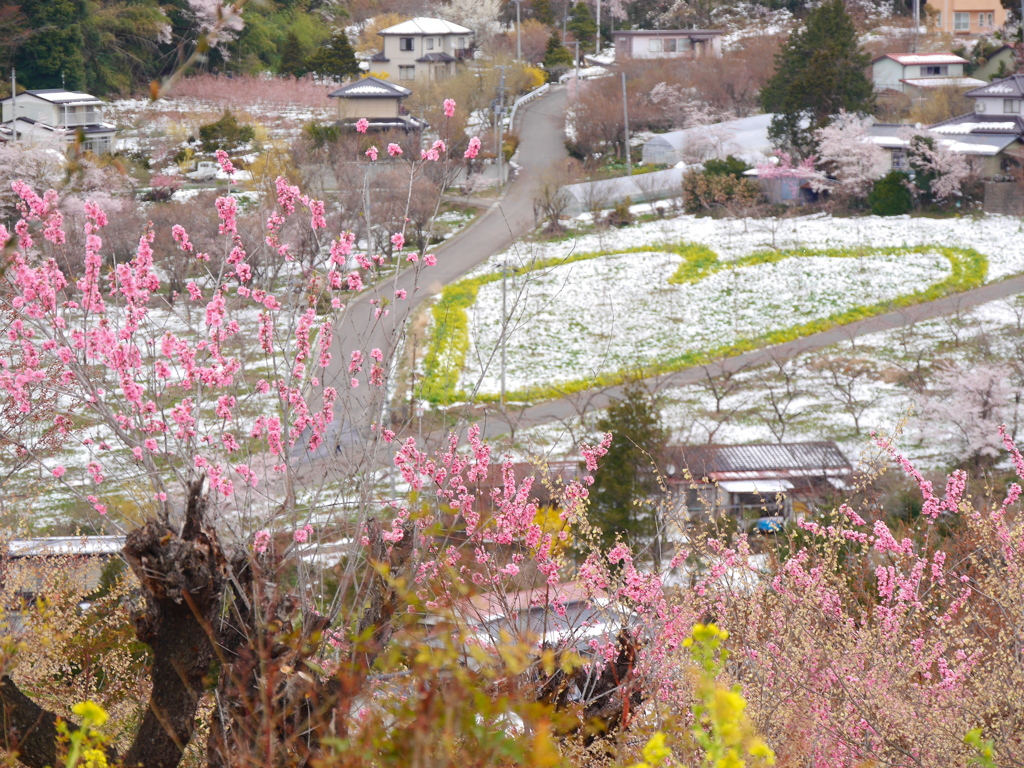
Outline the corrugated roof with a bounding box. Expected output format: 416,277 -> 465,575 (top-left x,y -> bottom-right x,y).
930,113 -> 1024,133
613,29 -> 723,37
416,52 -> 457,62
875,52 -> 967,65
965,74 -> 1024,98
7,536 -> 125,557
672,442 -> 851,478
379,17 -> 472,35
900,76 -> 986,88
22,89 -> 104,105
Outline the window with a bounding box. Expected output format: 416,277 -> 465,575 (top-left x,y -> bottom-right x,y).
664,38 -> 677,52
988,12 -> 994,25
892,149 -> 908,170
399,37 -> 414,51
954,12 -> 970,30
426,37 -> 434,50
922,65 -> 948,76
457,36 -> 465,49
648,38 -> 663,52
399,65 -> 415,80
935,11 -> 941,26
1004,99 -> 1020,113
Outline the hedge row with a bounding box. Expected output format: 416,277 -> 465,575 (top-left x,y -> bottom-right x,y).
419,243 -> 988,405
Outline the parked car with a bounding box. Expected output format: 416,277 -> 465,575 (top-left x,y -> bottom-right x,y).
186,161 -> 219,181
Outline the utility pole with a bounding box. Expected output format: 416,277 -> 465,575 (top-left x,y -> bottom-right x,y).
514,0 -> 523,60
9,69 -> 15,141
912,0 -> 919,52
621,71 -> 632,175
500,260 -> 507,405
596,0 -> 601,54
495,65 -> 509,189
573,41 -> 580,103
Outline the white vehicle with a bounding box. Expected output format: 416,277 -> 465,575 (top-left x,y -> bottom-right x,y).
186,161 -> 219,181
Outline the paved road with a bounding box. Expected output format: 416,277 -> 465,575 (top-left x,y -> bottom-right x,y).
474,271 -> 1024,440
322,85 -> 569,450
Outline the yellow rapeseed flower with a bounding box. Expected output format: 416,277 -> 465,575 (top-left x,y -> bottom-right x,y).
642,733 -> 672,766
748,738 -> 776,765
82,748 -> 109,768
71,701 -> 108,728
713,748 -> 745,768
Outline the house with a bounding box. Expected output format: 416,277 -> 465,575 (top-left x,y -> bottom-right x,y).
926,0 -> 1008,35
665,441 -> 852,528
641,113 -> 775,166
613,29 -> 722,60
969,44 -> 1017,81
0,89 -> 115,153
3,536 -> 125,602
870,52 -> 985,95
327,76 -> 422,130
367,17 -> 473,83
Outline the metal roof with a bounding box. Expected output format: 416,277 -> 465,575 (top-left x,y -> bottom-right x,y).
417,52 -> 457,63
7,536 -> 125,557
18,89 -> 105,106
671,442 -> 851,479
613,29 -> 723,37
873,52 -> 967,65
900,76 -> 986,89
930,112 -> 1024,134
379,17 -> 472,36
328,76 -> 411,99
965,74 -> 1024,98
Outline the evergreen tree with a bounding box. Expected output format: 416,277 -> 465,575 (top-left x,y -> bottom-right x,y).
304,30 -> 359,80
587,384 -> 667,555
542,31 -> 573,81
279,31 -> 310,77
13,0 -> 87,90
532,0 -> 555,25
567,2 -> 597,48
759,0 -> 873,154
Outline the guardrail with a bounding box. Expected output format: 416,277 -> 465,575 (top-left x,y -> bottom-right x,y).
507,82 -> 550,131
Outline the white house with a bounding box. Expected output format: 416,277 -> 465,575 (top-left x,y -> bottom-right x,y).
0,89 -> 115,153
612,29 -> 722,60
870,52 -> 985,95
367,18 -> 473,83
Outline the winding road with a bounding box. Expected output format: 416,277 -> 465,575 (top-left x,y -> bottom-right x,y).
322,84 -> 570,452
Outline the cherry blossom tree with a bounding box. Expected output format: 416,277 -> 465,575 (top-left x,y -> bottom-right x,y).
812,110 -> 887,199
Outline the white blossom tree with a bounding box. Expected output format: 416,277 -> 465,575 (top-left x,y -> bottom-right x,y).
812,110 -> 887,198
902,127 -> 974,202
920,362 -> 1011,468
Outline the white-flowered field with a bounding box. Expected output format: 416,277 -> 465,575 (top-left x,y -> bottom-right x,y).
460,250 -> 951,397
440,211 -> 1024,400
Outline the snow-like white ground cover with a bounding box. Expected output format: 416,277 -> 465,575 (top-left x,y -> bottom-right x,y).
460,249 -> 951,396
503,295 -> 1024,471
475,212 -> 1024,278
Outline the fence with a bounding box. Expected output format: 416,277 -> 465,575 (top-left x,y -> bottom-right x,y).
507,83 -> 550,131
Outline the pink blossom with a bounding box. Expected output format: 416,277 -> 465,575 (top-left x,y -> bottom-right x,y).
443,98 -> 456,117
464,136 -> 481,159
355,118 -> 369,133
423,253 -> 437,266
391,232 -> 405,251
366,146 -> 378,161
214,149 -> 237,179
51,466 -> 66,478
293,523 -> 314,544
387,143 -> 403,156
254,529 -> 271,554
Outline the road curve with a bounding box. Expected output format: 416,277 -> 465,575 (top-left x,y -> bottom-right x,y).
475,271 -> 1024,441
323,85 -> 570,449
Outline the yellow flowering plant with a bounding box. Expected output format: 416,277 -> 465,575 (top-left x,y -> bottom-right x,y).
56,701 -> 111,768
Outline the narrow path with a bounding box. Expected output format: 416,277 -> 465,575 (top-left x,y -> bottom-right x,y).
475,271 -> 1024,440
322,85 -> 570,449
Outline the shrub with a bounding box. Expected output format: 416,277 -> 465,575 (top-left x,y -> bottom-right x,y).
607,198 -> 634,227
702,155 -> 751,177
868,170 -> 913,215
683,169 -> 763,213
198,110 -> 256,153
